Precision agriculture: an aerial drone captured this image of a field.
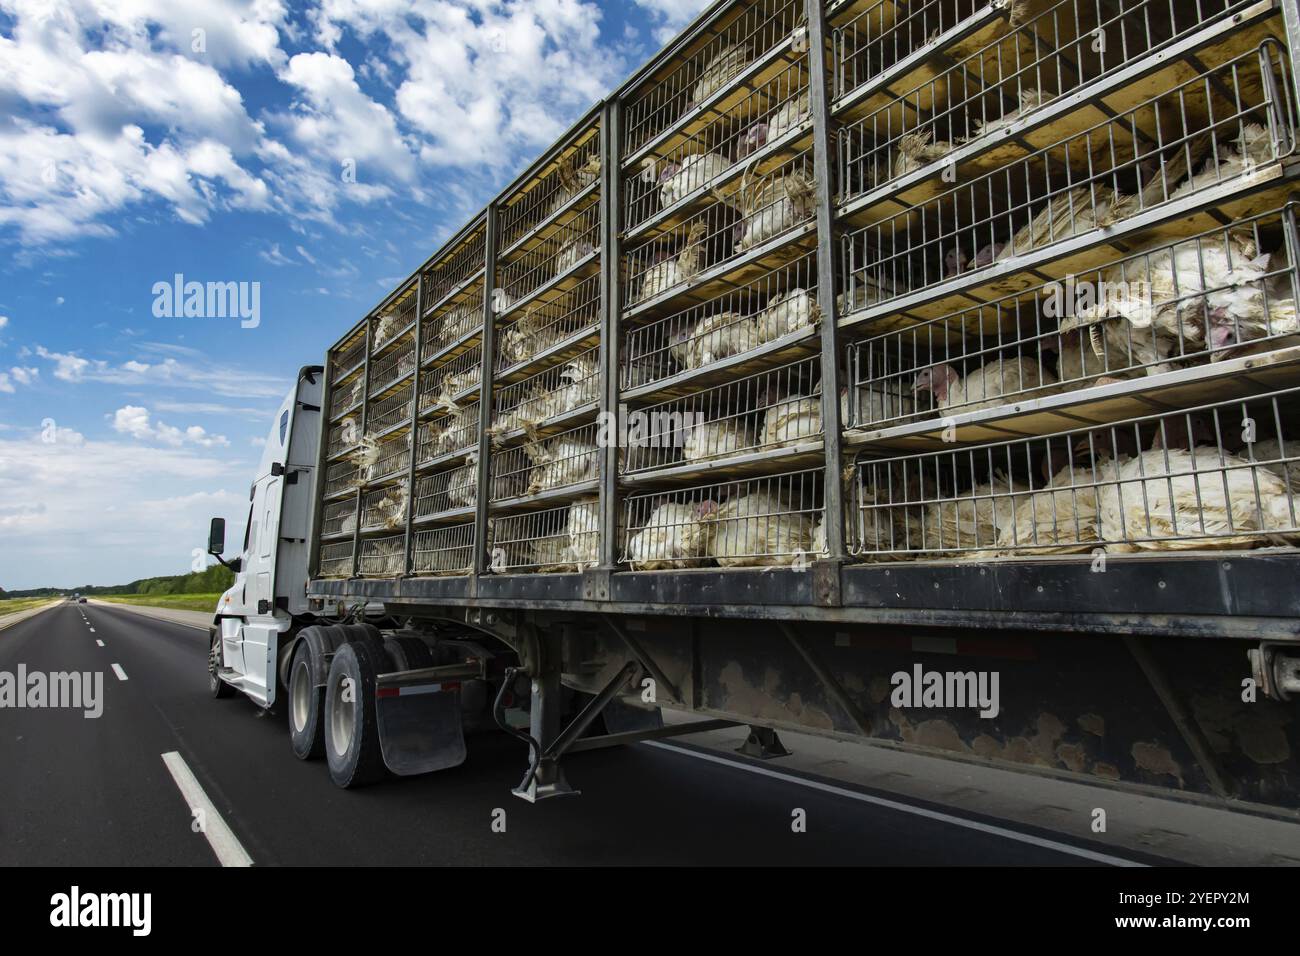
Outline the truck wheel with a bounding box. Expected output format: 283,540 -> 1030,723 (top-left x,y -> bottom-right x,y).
208,628 -> 235,699
324,640 -> 387,788
288,640 -> 325,760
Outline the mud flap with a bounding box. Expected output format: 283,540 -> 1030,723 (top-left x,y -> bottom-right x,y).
376,683 -> 467,776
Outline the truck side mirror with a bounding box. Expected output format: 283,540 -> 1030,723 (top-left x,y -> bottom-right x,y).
208,517 -> 226,556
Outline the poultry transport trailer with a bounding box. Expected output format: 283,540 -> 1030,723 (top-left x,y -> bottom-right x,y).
209,0 -> 1300,809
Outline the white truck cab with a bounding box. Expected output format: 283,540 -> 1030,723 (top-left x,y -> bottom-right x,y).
207,366 -> 323,706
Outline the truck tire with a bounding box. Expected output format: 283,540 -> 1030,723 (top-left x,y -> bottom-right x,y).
324,640 -> 387,788
288,640 -> 325,760
383,635 -> 435,672
208,627 -> 235,699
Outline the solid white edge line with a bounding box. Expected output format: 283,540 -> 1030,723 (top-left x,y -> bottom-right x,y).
160,751 -> 253,867
111,663 -> 128,681
644,741 -> 1147,868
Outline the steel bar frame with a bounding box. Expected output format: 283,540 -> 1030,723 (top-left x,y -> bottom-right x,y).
305,0 -> 1300,637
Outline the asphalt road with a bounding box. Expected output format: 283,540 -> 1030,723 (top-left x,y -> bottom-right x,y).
0,603 -> 1155,866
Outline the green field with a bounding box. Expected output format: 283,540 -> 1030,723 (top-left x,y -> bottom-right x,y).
96,593 -> 223,614
0,597 -> 58,618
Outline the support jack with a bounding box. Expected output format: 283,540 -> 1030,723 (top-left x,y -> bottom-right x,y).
737,726 -> 790,759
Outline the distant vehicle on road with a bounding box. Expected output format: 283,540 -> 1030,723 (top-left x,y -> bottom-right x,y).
78,598 -> 87,604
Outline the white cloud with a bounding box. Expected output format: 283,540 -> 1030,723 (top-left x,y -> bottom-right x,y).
112,404 -> 230,447
295,244 -> 317,265
32,343 -> 289,398
0,429 -> 251,589
275,51 -> 418,182
0,1 -> 278,244
0,0 -> 667,245
313,0 -> 625,169
0,315 -> 8,328
634,0 -> 712,41
259,242 -> 297,266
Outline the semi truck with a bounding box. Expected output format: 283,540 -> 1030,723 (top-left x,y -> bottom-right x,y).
207,0 -> 1300,809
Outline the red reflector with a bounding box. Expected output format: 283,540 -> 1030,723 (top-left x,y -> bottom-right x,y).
444,682 -> 461,692
376,687 -> 399,698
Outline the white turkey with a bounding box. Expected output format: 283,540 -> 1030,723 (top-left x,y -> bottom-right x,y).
737,90 -> 811,157
636,221 -> 707,303
1206,266 -> 1300,360
967,88 -> 1053,139
912,357 -> 1058,413
691,43 -> 750,107
498,307 -> 559,367
836,268 -> 902,315
547,153 -> 600,217
529,533 -> 573,573
628,500 -> 716,569
1053,321 -> 1142,385
372,312 -> 403,347
351,434 -> 381,485
708,491 -> 814,567
413,544 -> 465,574
525,434 -> 598,493
733,166 -> 816,252
490,384 -> 560,438
994,461 -> 1101,555
373,482 -> 409,530
1170,124 -> 1275,203
434,364 -> 480,410
890,129 -> 956,180
760,394 -> 822,448
993,185 -> 1122,263
447,454 -> 478,508
675,311 -> 762,368
840,382 -> 916,427
566,497 -> 601,570
1247,437 -> 1300,493
1071,230 -> 1274,375
1097,445 -> 1299,551
920,472 -> 1017,552
653,151 -> 732,208
557,357 -> 599,412
363,537 -> 405,575
682,418 -> 753,462
436,406 -> 479,456
755,288 -> 819,342
554,236 -> 595,276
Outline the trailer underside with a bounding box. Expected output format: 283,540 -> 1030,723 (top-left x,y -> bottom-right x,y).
307,556 -> 1300,814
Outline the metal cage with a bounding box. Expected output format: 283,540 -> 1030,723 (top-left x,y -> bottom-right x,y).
852,386 -> 1300,558
621,468 -> 824,567
844,203 -> 1300,428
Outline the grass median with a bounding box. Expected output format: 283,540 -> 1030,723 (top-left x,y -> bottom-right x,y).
0,597 -> 58,618
96,593 -> 223,614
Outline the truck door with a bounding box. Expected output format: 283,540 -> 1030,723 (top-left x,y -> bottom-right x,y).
238,475 -> 282,707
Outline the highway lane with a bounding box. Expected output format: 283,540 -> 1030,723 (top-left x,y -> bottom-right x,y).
1,602 -> 1153,866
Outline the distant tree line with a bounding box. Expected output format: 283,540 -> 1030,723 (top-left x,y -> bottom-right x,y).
1,564 -> 235,599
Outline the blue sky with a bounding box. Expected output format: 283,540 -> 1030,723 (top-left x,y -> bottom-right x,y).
0,0 -> 710,590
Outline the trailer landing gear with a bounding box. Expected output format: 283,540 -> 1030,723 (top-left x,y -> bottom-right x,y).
737,726 -> 791,760
495,660 -> 746,801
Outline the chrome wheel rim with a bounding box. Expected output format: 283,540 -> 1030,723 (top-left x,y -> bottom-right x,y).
329,672 -> 356,758
291,659 -> 312,733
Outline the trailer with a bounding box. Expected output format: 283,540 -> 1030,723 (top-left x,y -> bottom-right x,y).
208,0 -> 1300,809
